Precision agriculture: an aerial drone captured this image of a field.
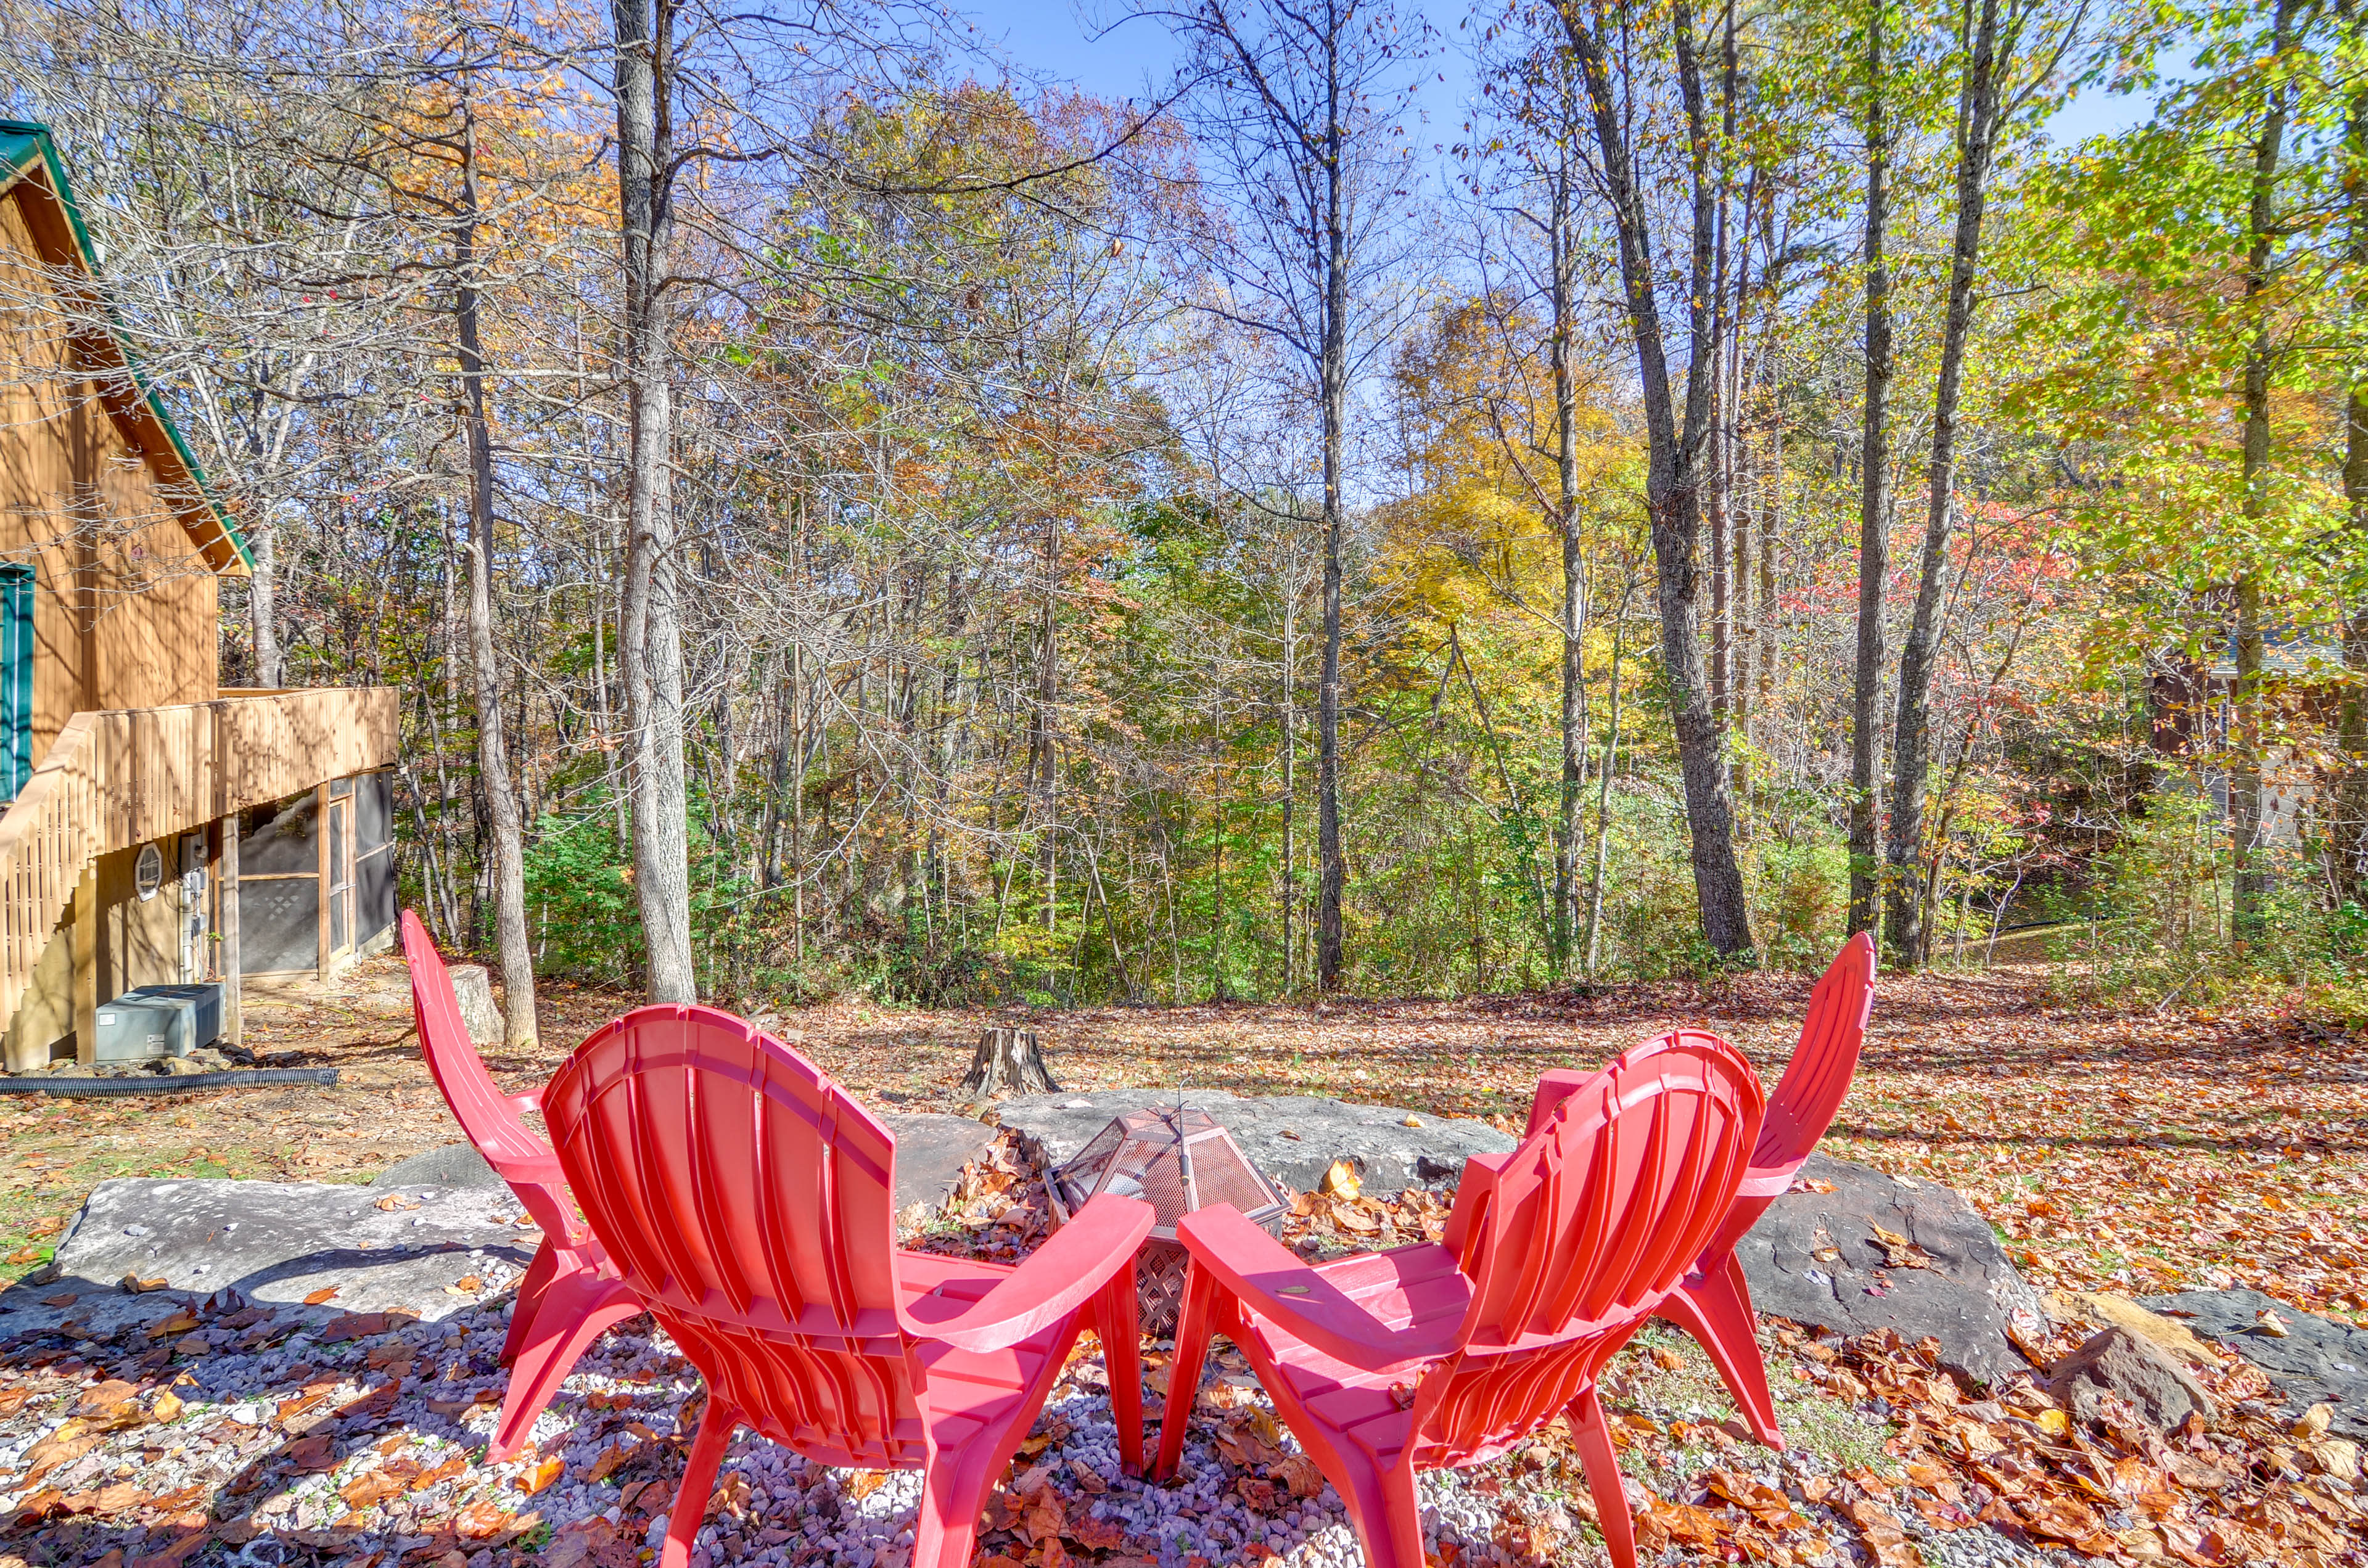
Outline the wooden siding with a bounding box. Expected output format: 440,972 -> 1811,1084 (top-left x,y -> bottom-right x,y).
0,189 -> 221,759
0,687 -> 397,1033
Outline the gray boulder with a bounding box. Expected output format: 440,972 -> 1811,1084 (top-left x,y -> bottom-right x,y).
446,964 -> 505,1046
369,1112 -> 991,1217
0,1177 -> 536,1339
1732,1152 -> 2046,1385
998,1088 -> 1516,1196
883,1113 -> 997,1217
2047,1326 -> 2217,1431
2142,1287 -> 2368,1440
373,1142 -> 503,1191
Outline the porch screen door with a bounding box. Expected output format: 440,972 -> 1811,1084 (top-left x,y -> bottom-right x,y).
0,565 -> 30,802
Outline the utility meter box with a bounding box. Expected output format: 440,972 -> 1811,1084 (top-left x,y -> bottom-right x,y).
92,983 -> 223,1063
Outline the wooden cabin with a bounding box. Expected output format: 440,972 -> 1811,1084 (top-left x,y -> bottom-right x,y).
0,120 -> 397,1070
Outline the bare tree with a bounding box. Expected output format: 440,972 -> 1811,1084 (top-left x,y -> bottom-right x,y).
1849,0 -> 1893,939
1153,0 -> 1429,991
610,0 -> 696,1002
1556,0 -> 1756,959
1885,0 -> 2090,964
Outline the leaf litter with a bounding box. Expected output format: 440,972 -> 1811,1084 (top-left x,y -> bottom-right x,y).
0,959 -> 2357,1562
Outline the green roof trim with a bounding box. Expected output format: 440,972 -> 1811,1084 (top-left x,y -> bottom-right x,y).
0,119 -> 253,572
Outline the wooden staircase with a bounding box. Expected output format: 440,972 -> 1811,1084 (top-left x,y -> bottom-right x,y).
0,686 -> 397,1036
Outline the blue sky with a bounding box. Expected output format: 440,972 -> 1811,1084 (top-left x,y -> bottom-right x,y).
950,0 -> 2169,148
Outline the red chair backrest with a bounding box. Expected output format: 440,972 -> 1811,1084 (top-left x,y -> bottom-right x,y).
400,909 -> 554,1181
1756,931 -> 1875,1174
1411,1035 -> 1761,1463
541,1005 -> 926,1468
1458,1033 -> 1763,1346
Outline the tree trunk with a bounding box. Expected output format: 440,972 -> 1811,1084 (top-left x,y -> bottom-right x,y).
2231,0 -> 2296,937
1584,584 -> 1629,976
1317,67 -> 1350,991
250,517 -> 282,688
613,0 -> 696,1003
2338,28 -> 2368,908
453,97 -> 538,1049
1280,553 -> 1297,993
960,1026 -> 1059,1099
1885,0 -> 2010,967
1849,4 -> 1893,942
1562,0 -> 1756,960
1552,163 -> 1585,975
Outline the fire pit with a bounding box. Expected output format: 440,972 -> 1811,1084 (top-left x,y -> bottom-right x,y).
1045,1102 -> 1288,1334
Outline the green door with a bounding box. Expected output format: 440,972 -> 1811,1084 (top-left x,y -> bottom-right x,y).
0,565 -> 30,802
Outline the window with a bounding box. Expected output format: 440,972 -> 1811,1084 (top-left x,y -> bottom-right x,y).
0,565 -> 30,802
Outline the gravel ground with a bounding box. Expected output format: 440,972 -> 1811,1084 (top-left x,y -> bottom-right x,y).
0,1273 -> 2135,1568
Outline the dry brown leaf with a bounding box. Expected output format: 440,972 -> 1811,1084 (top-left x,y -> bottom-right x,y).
1272,1453 -> 1325,1499
302,1286 -> 339,1306
339,1471 -> 409,1511
514,1455 -> 564,1496
454,1501 -> 514,1540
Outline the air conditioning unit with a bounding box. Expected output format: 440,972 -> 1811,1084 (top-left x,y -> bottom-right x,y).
92,983 -> 223,1063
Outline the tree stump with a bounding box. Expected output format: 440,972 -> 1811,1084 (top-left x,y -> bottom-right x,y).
961,1027 -> 1058,1099
446,964 -> 506,1048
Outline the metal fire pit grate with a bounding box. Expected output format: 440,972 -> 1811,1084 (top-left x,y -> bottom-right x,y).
1046,1103 -> 1288,1336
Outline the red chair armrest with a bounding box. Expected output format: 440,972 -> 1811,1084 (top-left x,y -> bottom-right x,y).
905,1194 -> 1154,1354
1739,1153 -> 1809,1199
1176,1205 -> 1460,1375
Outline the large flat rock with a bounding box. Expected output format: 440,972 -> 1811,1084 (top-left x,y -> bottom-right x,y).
0,1178 -> 537,1339
998,1088 -> 1516,1196
1735,1153 -> 2047,1386
369,1112 -> 991,1216
883,1113 -> 998,1214
2142,1287 -> 2368,1438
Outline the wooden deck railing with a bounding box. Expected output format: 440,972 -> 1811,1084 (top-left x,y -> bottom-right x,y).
0,686 -> 397,1028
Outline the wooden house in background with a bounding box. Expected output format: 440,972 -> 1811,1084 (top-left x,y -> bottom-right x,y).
0,120 -> 397,1070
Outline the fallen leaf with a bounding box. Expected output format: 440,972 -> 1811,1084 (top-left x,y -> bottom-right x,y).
1272,1453 -> 1325,1498
373,1196 -> 420,1212
514,1455 -> 564,1496
302,1287 -> 339,1306
454,1501 -> 514,1540
339,1471 -> 409,1511
119,1275 -> 170,1294
417,1457 -> 469,1488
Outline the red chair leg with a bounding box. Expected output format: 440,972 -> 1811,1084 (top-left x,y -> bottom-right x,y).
1094,1255 -> 1145,1476
487,1274 -> 642,1461
1339,1454 -> 1428,1568
499,1234 -> 562,1367
1151,1260 -> 1223,1482
1567,1384 -> 1637,1568
659,1396 -> 738,1568
911,1420 -> 1017,1568
1659,1253 -> 1783,1449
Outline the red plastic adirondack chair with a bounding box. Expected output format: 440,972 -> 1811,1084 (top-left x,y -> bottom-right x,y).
541,1004 -> 1157,1568
1518,932 -> 1877,1448
400,911 -> 639,1460
1149,1035 -> 1764,1568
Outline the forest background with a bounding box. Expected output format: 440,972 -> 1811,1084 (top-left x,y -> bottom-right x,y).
1,0 -> 2356,1043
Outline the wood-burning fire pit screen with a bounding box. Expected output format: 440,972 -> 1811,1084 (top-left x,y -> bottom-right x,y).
1045,1104 -> 1288,1335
